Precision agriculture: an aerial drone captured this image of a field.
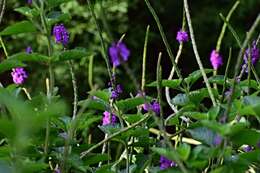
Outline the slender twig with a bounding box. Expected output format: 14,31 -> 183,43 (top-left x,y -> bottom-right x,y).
80,113 -> 151,158
141,25 -> 150,92
220,48 -> 232,103
183,0 -> 216,106
0,0 -> 6,25
22,88 -> 32,100
155,52 -> 188,173
86,0 -> 113,86
144,0 -> 183,81
68,60 -> 78,120
224,14 -> 260,120
88,55 -> 94,90
216,1 -> 240,52
0,37 -> 8,58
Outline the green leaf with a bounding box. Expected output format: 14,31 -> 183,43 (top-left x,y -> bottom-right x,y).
54,48 -> 90,61
0,21 -> 36,36
0,59 -> 26,74
47,11 -> 71,25
88,90 -> 110,102
9,52 -> 50,63
171,93 -> 189,106
151,147 -> 179,162
14,7 -> 39,18
84,154 -> 110,166
184,112 -> 208,120
188,127 -> 216,146
176,143 -> 191,161
47,0 -> 73,8
230,129 -> 260,147
116,97 -> 145,112
147,79 -> 181,89
241,96 -> 260,117
123,113 -> 143,124
78,99 -> 108,111
184,69 -> 213,85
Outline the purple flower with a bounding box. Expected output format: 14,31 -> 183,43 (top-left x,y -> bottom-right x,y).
210,50 -> 223,70
27,0 -> 32,5
109,41 -> 130,67
176,29 -> 189,43
244,40 -> 259,65
160,156 -> 176,170
213,134 -> 222,146
26,46 -> 32,54
143,100 -> 160,115
11,67 -> 28,85
53,24 -> 69,46
111,84 -> 123,99
243,145 -> 252,152
102,111 -> 117,125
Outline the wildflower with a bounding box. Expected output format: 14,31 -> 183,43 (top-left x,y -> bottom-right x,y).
210,49 -> 223,70
26,46 -> 32,54
102,111 -> 117,125
244,40 -> 259,65
53,24 -> 69,46
243,145 -> 252,152
143,100 -> 160,115
176,29 -> 189,43
27,0 -> 32,5
160,156 -> 176,170
11,67 -> 28,85
111,84 -> 123,99
213,134 -> 222,146
109,41 -> 130,67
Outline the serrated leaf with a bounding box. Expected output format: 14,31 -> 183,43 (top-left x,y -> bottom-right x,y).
0,59 -> 26,74
84,154 -> 110,166
230,129 -> 260,147
184,69 -> 213,85
47,11 -> 71,25
9,52 -> 50,63
116,97 -> 145,112
147,79 -> 181,89
14,7 -> 39,18
176,143 -> 191,161
0,21 -> 36,36
54,48 -> 90,61
88,90 -> 110,102
171,93 -> 189,106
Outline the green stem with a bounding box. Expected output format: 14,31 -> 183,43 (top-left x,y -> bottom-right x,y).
0,0 -> 6,25
88,55 -> 94,90
68,60 -> 78,120
183,0 -> 216,106
216,1 -> 240,52
141,25 -> 150,92
0,37 -> 8,58
224,14 -> 260,120
155,52 -> 188,173
221,48 -> 232,103
86,0 -> 113,86
80,114 -> 151,159
144,0 -> 183,81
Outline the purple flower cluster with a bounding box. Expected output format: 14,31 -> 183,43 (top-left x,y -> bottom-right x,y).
27,0 -> 32,5
26,46 -> 32,54
176,29 -> 189,43
109,41 -> 130,67
53,24 -> 69,46
143,100 -> 160,115
160,156 -> 176,170
111,84 -> 123,99
102,111 -> 117,125
243,145 -> 252,152
243,40 -> 259,65
213,134 -> 222,146
210,50 -> 223,70
11,68 -> 28,85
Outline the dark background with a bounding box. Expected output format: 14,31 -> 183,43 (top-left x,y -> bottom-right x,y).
0,0 -> 259,105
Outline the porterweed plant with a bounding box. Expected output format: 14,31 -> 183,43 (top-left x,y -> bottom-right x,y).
0,0 -> 259,172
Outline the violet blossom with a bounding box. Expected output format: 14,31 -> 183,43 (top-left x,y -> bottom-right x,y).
176,29 -> 189,43
109,41 -> 130,67
102,111 -> 117,125
53,24 -> 69,46
210,49 -> 223,70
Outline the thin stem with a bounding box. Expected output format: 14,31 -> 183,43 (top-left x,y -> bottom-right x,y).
88,55 -> 94,90
0,0 -> 6,25
0,37 -> 8,58
68,60 -> 78,120
80,114 -> 151,159
221,48 -> 232,103
247,47 -> 251,95
216,1 -> 240,52
86,0 -> 113,86
155,52 -> 188,173
224,14 -> 260,120
250,65 -> 260,86
141,25 -> 150,92
183,0 -> 216,106
144,0 -> 183,81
